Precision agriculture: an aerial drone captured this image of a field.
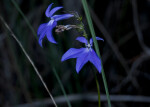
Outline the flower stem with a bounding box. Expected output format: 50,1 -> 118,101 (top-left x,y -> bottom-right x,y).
94,72 -> 101,107
81,0 -> 111,107
74,12 -> 88,39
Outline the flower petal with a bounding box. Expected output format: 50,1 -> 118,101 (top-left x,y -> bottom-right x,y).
38,29 -> 47,47
37,23 -> 47,36
88,49 -> 102,73
76,37 -> 88,44
46,29 -> 57,44
49,6 -> 63,17
52,14 -> 74,21
76,51 -> 89,73
90,37 -> 104,45
61,48 -> 86,62
45,3 -> 53,17
44,20 -> 57,44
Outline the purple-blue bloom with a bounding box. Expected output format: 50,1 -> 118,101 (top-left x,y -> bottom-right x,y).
37,3 -> 74,46
61,36 -> 104,73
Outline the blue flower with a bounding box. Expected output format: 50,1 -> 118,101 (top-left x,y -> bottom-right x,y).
61,36 -> 104,73
37,3 -> 74,46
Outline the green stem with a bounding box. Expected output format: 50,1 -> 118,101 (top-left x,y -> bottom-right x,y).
53,68 -> 72,107
75,13 -> 88,39
94,72 -> 101,107
81,0 -> 111,107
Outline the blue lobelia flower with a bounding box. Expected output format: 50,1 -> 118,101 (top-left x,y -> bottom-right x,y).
61,36 -> 104,73
37,3 -> 74,46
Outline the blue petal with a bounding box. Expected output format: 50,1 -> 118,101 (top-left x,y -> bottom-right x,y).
37,23 -> 47,36
46,30 -> 57,44
76,37 -> 88,44
90,37 -> 104,45
39,38 -> 43,47
88,49 -> 102,73
76,49 -> 89,73
46,21 -> 57,44
52,14 -> 74,21
61,48 -> 86,62
38,28 -> 47,47
49,6 -> 63,17
45,3 -> 53,17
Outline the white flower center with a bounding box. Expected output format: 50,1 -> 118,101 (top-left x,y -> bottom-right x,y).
51,17 -> 54,20
48,19 -> 54,25
86,43 -> 92,51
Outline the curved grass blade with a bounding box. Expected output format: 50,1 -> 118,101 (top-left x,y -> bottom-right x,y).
0,15 -> 58,107
11,0 -> 37,40
53,68 -> 72,107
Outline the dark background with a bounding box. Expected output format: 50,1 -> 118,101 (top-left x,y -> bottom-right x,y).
0,0 -> 150,107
